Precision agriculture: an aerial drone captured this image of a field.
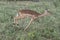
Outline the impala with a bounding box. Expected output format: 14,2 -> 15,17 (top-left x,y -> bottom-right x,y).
14,9 -> 50,31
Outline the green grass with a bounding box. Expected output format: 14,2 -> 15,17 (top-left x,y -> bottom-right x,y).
0,1 -> 60,40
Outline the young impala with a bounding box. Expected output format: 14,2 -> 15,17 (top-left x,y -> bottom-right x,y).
14,9 -> 50,31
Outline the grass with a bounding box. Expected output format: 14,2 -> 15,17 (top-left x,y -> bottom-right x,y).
0,1 -> 60,40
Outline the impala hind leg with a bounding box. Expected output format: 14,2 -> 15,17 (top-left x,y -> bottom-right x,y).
24,18 -> 34,31
14,16 -> 21,25
14,15 -> 25,25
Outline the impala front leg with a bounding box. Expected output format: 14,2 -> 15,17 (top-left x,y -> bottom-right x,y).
24,18 -> 34,31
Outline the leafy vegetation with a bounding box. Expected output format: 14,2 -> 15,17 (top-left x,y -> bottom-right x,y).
0,0 -> 60,40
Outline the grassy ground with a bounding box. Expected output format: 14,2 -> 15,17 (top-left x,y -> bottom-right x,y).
0,1 -> 60,40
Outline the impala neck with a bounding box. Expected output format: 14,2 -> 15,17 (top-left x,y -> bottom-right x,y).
38,10 -> 48,17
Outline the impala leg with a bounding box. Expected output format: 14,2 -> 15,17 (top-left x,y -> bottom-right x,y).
14,16 -> 20,25
24,18 -> 34,31
14,15 -> 25,25
14,17 -> 18,25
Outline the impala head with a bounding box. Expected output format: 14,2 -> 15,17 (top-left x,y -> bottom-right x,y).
39,9 -> 51,17
43,9 -> 51,16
